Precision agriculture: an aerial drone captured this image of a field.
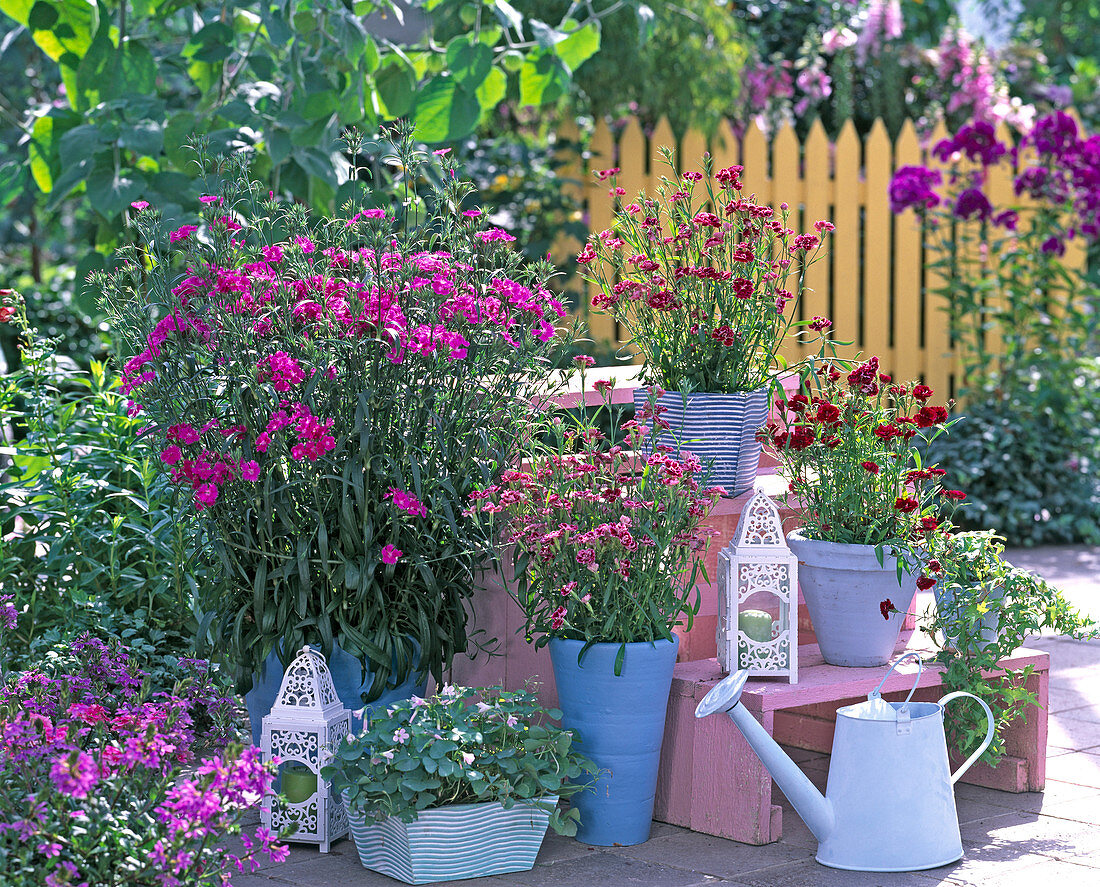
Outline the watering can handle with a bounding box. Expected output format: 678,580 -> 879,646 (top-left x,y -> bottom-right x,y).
869,652 -> 924,708
939,691 -> 996,784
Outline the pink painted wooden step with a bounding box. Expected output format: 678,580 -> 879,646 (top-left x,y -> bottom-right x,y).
654,634 -> 1050,845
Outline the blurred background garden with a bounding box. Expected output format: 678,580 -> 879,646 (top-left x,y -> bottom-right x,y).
1,0 -> 1098,736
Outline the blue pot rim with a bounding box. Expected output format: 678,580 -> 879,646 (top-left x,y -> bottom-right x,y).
548,636 -> 680,651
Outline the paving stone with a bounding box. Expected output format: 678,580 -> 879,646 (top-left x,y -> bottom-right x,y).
262,847 -> 387,886
1048,686 -> 1099,714
959,809 -> 1100,862
533,829 -> 604,866
1045,751 -> 1100,789
954,796 -> 1020,826
956,856 -> 1100,887
1056,703 -> 1100,724
490,851 -> 719,887
615,828 -> 813,879
730,858 -> 951,887
1048,716 -> 1100,751
772,810 -> 818,851
956,779 -> 1100,817
1033,790 -> 1100,827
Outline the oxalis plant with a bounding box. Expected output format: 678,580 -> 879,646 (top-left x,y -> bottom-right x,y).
323,685 -> 593,836
102,123 -> 569,701
921,530 -> 1098,765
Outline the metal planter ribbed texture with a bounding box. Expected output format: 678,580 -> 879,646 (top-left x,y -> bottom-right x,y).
633,388 -> 770,497
345,797 -> 555,884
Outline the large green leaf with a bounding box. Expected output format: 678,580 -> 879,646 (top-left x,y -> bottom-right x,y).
0,0 -> 98,63
518,50 -> 569,106
85,166 -> 143,217
163,112 -> 199,171
119,120 -> 163,158
554,21 -> 600,73
374,62 -> 415,118
58,123 -> 101,169
0,160 -> 23,206
445,38 -> 491,88
412,76 -> 479,143
28,109 -> 79,193
475,67 -> 506,113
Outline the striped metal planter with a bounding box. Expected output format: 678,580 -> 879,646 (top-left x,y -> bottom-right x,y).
633,387 -> 770,497
345,796 -> 556,884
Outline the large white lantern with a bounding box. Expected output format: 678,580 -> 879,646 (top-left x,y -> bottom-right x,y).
717,491 -> 798,682
261,645 -> 351,852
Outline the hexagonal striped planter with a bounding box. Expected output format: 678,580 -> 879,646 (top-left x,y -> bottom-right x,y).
344,796 -> 556,884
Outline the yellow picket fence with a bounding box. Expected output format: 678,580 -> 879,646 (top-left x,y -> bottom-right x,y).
554,114 -> 1085,402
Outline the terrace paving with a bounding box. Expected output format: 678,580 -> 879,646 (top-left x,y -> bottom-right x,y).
233,545 -> 1100,887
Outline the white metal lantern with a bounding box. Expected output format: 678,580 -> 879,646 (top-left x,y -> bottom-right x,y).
260,645 -> 351,852
716,491 -> 799,682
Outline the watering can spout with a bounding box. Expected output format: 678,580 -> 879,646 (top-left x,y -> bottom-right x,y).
696,672 -> 835,844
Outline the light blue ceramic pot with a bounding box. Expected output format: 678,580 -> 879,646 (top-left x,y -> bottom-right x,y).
549,636 -> 679,846
244,640 -> 427,746
787,530 -> 918,667
633,387 -> 770,497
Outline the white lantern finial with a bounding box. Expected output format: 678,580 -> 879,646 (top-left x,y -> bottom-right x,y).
261,645 -> 351,852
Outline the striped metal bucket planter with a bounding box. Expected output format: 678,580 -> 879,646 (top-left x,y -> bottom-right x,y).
345,796 -> 556,884
633,387 -> 770,497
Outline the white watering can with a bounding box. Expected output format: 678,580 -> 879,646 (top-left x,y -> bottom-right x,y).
695,652 -> 994,872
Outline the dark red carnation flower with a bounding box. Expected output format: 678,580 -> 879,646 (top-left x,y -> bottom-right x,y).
894,496 -> 919,513
944,490 -> 967,500
874,423 -> 899,441
921,517 -> 940,531
880,599 -> 896,620
913,384 -> 934,401
929,559 -> 943,573
916,575 -> 937,591
788,427 -> 816,451
815,402 -> 841,424
861,461 -> 880,474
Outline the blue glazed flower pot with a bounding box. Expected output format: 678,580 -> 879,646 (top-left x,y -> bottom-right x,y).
549,636 -> 679,846
245,640 -> 427,746
633,388 -> 770,497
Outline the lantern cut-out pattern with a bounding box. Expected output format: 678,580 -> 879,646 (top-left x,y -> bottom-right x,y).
717,491 -> 798,682
261,645 -> 351,852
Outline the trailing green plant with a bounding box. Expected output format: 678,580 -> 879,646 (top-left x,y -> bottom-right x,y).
324,684 -> 593,835
921,530 -> 1098,764
102,126 -> 571,702
0,295 -> 205,674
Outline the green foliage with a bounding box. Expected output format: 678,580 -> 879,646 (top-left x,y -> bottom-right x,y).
929,363 -> 1100,546
922,530 -> 1099,764
519,0 -> 746,137
0,305 -> 205,669
324,684 -> 593,836
0,265 -> 111,372
0,0 -> 641,257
